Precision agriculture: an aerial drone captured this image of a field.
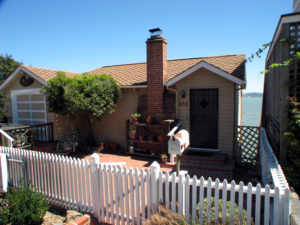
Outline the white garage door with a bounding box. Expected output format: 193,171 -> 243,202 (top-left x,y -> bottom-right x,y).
11,89 -> 47,125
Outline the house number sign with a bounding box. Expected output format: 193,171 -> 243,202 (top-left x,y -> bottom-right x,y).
179,102 -> 188,107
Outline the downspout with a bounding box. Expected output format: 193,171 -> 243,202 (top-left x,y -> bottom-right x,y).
234,84 -> 243,159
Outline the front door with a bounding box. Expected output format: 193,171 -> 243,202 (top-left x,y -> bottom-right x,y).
190,89 -> 218,149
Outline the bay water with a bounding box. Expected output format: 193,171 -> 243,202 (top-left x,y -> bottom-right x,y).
242,97 -> 263,126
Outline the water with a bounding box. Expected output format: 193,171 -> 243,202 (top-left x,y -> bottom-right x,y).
242,97 -> 263,126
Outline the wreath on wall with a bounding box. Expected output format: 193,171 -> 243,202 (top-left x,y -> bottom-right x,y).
20,75 -> 34,87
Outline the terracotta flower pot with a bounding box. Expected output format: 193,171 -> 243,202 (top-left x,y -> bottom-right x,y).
157,136 -> 163,142
132,118 -> 138,123
130,134 -> 136,140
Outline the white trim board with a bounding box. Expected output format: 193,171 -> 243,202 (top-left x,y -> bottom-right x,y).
266,13 -> 300,63
0,66 -> 47,91
165,61 -> 244,87
187,147 -> 220,152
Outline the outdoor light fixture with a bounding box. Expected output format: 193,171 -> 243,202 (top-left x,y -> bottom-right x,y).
180,89 -> 186,98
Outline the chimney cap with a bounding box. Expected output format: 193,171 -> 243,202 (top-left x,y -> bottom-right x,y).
149,28 -> 162,33
149,28 -> 162,37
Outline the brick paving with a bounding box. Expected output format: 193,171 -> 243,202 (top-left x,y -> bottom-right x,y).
83,151 -> 175,173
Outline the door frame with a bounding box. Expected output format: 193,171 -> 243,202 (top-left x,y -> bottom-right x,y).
189,88 -> 219,151
11,88 -> 47,124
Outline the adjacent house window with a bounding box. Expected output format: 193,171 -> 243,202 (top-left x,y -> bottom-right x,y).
11,88 -> 47,125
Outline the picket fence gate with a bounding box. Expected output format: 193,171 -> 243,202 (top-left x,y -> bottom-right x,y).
0,146 -> 290,225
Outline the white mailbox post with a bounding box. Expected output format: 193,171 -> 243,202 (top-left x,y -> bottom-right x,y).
168,129 -> 189,175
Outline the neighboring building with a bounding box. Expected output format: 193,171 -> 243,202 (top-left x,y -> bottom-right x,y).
0,29 -> 246,158
262,1 -> 300,162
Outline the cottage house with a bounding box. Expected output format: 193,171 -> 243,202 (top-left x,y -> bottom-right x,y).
0,28 -> 245,158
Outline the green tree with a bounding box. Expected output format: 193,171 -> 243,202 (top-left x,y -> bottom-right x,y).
0,54 -> 21,84
44,72 -> 122,145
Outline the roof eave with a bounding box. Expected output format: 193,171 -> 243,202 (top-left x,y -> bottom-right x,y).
0,66 -> 48,91
266,12 -> 300,63
121,85 -> 147,88
165,61 -> 244,87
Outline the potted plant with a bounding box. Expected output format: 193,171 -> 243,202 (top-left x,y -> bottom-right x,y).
131,113 -> 141,123
139,135 -> 144,141
156,131 -> 163,142
146,114 -> 155,124
161,154 -> 168,163
130,130 -> 136,140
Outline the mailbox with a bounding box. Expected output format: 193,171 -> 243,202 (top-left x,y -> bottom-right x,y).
168,129 -> 189,155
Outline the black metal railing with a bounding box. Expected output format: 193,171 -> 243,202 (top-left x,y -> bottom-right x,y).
30,122 -> 54,143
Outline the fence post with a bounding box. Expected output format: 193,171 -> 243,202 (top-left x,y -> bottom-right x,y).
0,153 -> 8,192
90,153 -> 100,220
150,161 -> 160,212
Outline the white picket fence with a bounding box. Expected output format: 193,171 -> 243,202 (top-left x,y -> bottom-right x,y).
0,146 -> 290,225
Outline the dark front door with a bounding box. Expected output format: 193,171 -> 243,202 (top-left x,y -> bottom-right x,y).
190,89 -> 218,149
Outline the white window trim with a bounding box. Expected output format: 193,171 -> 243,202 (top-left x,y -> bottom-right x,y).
11,88 -> 47,125
166,61 -> 244,87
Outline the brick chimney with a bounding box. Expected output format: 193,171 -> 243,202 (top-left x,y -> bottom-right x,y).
146,28 -> 167,115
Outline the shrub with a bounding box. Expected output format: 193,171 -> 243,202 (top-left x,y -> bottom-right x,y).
44,72 -> 122,119
0,196 -> 9,225
143,205 -> 188,225
284,97 -> 300,193
196,197 -> 248,225
7,187 -> 50,225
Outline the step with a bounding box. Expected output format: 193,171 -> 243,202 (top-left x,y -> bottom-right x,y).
181,158 -> 235,174
183,169 -> 234,181
181,153 -> 227,165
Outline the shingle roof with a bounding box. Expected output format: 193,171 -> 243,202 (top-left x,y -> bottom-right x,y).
22,65 -> 78,81
18,54 -> 245,87
89,54 -> 245,86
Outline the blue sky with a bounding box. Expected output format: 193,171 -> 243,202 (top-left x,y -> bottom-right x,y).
0,0 -> 292,93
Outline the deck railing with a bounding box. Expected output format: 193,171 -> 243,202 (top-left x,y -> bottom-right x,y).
260,128 -> 289,191
30,122 -> 54,142
0,122 -> 54,148
0,129 -> 14,147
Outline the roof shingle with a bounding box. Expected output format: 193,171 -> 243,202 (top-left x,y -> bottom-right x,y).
18,54 -> 245,87
22,65 -> 78,82
89,54 -> 245,86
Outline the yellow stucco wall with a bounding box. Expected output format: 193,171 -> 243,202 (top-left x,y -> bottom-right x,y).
90,88 -> 141,149
172,68 -> 235,156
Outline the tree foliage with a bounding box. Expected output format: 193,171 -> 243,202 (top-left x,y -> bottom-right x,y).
0,93 -> 6,122
0,54 -> 21,84
284,97 -> 300,193
44,72 -> 122,120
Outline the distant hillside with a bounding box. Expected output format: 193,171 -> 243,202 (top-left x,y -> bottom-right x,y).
243,92 -> 263,98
